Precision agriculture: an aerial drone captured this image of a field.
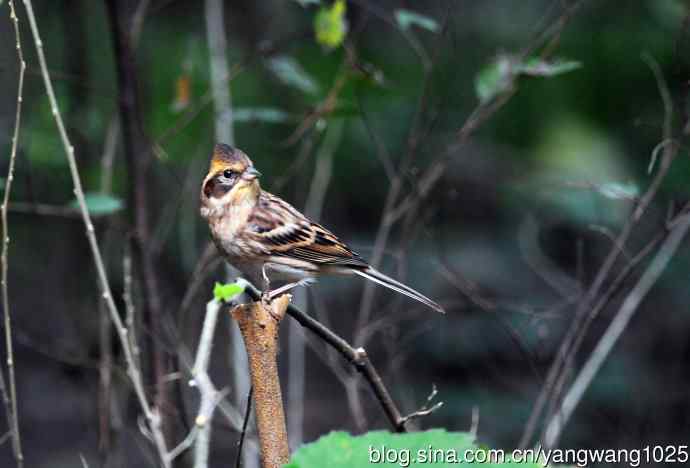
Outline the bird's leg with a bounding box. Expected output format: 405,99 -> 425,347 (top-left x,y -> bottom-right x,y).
266,278 -> 316,301
260,264 -> 272,306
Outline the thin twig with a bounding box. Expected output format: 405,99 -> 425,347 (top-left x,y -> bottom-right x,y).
20,1 -> 170,465
544,214 -> 690,447
398,384 -> 443,426
234,387 -> 253,468
243,283 -> 413,432
521,48 -> 679,449
105,0 -> 174,449
190,299 -> 223,468
1,2 -> 26,466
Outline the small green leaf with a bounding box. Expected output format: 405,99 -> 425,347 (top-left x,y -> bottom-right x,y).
314,0 -> 347,49
597,181 -> 639,200
213,282 -> 245,302
70,193 -> 124,216
474,55 -> 513,104
475,55 -> 581,103
233,107 -> 291,124
517,57 -> 582,77
266,56 -> 319,95
394,9 -> 439,32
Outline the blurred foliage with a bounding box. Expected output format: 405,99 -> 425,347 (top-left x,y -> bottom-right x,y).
474,55 -> 581,104
69,193 -> 124,216
1,1 -> 690,467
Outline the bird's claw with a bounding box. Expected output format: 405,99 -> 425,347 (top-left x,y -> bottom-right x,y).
260,290 -> 272,308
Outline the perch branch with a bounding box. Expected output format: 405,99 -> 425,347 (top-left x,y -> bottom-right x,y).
230,296 -> 291,468
1,2 -> 26,466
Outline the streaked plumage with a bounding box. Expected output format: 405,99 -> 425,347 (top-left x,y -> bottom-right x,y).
200,143 -> 444,313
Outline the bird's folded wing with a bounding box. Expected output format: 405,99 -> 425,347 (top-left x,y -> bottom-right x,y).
247,192 -> 367,268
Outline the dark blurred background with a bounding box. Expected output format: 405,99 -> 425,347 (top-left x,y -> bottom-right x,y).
0,0 -> 689,467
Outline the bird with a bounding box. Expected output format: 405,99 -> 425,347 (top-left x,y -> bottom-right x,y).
200,143 -> 444,313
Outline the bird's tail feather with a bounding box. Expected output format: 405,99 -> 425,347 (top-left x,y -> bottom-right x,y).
354,267 -> 445,314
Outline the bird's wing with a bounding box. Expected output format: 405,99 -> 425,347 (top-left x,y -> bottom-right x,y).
246,191 -> 368,268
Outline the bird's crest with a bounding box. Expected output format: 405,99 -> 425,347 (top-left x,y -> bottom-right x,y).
210,143 -> 254,174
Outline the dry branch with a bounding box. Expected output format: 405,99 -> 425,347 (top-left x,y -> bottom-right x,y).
20,1 -> 172,465
544,213 -> 690,447
243,284 -> 419,432
1,2 -> 26,466
231,296 -> 291,468
104,0 -> 174,448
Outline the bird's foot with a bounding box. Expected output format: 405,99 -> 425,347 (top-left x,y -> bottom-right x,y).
261,278 -> 316,307
260,290 -> 272,309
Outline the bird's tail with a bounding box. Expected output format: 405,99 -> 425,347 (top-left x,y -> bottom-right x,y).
354,267 -> 445,314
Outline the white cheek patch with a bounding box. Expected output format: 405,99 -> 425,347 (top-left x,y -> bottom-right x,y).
202,190 -> 235,217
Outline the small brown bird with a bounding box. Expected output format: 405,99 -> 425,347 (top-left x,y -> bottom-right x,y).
200,143 -> 444,313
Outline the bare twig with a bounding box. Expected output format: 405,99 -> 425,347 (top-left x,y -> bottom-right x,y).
99,119 -> 120,195
1,2 -> 26,465
105,0 -> 175,448
190,299 -> 224,468
243,284 -> 414,432
544,213 -> 690,447
398,384 -> 443,426
20,1 -> 170,465
235,387 -> 253,468
521,49 -> 679,449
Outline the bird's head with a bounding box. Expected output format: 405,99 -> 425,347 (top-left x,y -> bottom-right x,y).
201,143 -> 261,207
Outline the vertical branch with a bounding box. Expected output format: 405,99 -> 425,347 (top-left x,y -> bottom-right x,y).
190,300 -> 223,468
1,2 -> 26,466
205,0 -> 233,144
20,1 -> 170,465
288,119 -> 345,445
230,297 -> 291,468
104,0 -> 174,447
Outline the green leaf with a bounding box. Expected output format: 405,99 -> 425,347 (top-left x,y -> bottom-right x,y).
70,193 -> 124,216
233,107 -> 291,124
213,282 -> 245,303
516,58 -> 582,77
285,429 -> 552,467
266,56 -> 319,95
475,55 -> 582,103
314,0 -> 347,49
394,9 -> 439,33
474,56 -> 513,104
597,181 -> 639,200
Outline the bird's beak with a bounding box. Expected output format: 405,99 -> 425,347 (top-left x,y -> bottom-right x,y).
243,167 -> 261,181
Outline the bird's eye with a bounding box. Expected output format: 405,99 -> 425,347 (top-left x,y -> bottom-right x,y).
223,169 -> 235,179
